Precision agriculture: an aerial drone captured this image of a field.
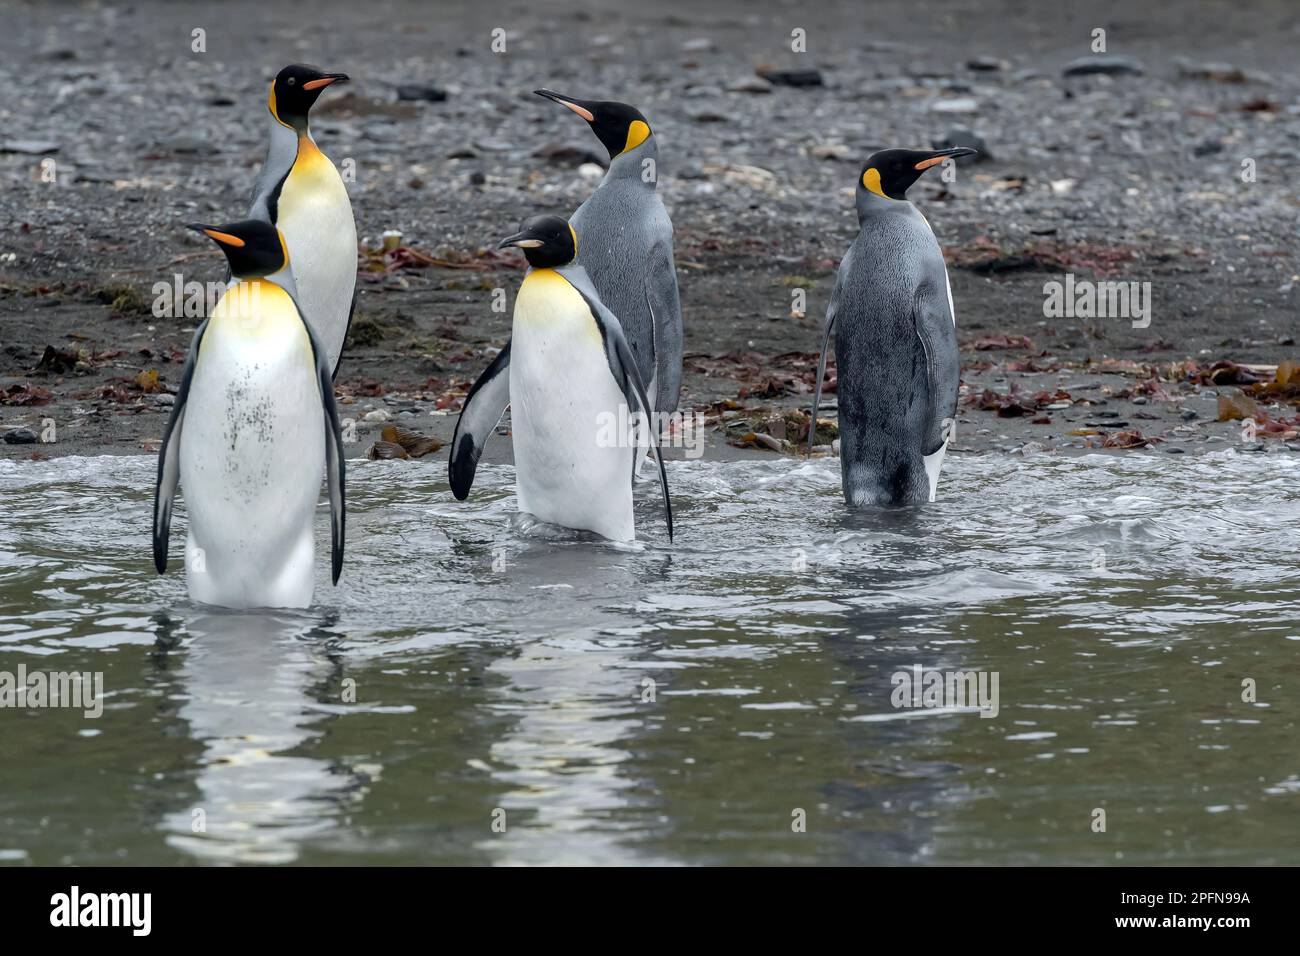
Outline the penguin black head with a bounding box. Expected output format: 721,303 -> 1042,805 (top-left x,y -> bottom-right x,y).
187,220 -> 289,278
859,146 -> 979,201
534,89 -> 652,161
497,215 -> 578,269
269,64 -> 349,130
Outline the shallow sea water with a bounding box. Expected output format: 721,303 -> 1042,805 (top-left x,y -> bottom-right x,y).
0,450 -> 1297,865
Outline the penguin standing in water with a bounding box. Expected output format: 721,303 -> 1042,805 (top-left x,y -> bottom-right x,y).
249,64 -> 357,377
153,220 -> 345,608
533,90 -> 682,422
809,147 -> 976,506
448,215 -> 672,543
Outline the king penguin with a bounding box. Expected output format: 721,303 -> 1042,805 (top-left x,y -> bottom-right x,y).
448,215 -> 673,543
809,146 -> 977,506
249,63 -> 357,377
533,90 -> 682,422
153,219 -> 346,608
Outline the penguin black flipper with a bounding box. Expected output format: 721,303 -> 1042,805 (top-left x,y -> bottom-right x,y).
647,239 -> 683,416
301,312 -> 347,584
560,266 -> 674,543
319,353 -> 347,586
449,341 -> 512,500
152,318 -> 210,574
808,252 -> 851,454
331,285 -> 359,381
913,280 -> 960,458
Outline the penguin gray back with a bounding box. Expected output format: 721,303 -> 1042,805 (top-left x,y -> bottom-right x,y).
533,90 -> 682,416
570,138 -> 676,402
812,146 -> 974,507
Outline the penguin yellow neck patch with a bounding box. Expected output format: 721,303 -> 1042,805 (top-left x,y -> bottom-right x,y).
295,135 -> 328,168
622,120 -> 650,155
568,224 -> 579,258
268,83 -> 292,130
862,167 -> 890,200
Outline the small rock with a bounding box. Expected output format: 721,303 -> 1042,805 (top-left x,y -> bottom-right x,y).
1,140 -> 60,155
756,68 -> 824,88
533,141 -> 605,167
364,408 -> 392,423
809,142 -> 851,161
1175,59 -> 1257,83
931,127 -> 988,163
726,76 -> 773,94
395,83 -> 448,102
1165,446 -> 1186,454
685,105 -> 728,123
3,428 -> 37,445
1131,396 -> 1148,405
682,37 -> 716,52
929,97 -> 979,114
1063,55 -> 1145,78
1193,137 -> 1224,157
158,136 -> 208,154
966,56 -> 1008,72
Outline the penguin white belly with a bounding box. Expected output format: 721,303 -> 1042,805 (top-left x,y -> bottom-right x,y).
179,281 -> 326,608
509,270 -> 634,541
277,137 -> 356,371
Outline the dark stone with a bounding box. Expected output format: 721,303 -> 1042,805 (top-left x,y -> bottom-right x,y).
1063,55 -> 1145,78
532,141 -> 606,167
756,68 -> 824,88
3,428 -> 38,445
395,83 -> 448,102
931,127 -> 989,163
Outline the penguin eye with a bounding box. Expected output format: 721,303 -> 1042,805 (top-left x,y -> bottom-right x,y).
287,77 -> 297,86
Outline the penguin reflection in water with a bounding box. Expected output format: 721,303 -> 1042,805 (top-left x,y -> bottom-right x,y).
810,146 -> 976,506
153,220 -> 346,609
449,215 -> 673,543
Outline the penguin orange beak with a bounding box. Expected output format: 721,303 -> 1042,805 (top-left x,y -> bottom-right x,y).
186,223 -> 245,247
534,89 -> 596,123
914,147 -> 978,170
303,72 -> 349,91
